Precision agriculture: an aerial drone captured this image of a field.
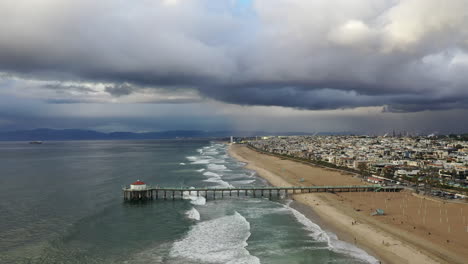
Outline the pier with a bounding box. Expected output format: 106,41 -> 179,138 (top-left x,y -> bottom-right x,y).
123,184 -> 404,201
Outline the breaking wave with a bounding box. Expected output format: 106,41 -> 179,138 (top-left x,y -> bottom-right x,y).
183,189 -> 206,206
185,207 -> 200,221
285,202 -> 379,263
169,212 -> 260,264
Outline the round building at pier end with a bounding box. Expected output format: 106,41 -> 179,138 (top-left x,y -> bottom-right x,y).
130,180 -> 147,190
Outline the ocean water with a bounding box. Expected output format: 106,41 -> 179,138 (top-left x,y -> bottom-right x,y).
0,140 -> 378,263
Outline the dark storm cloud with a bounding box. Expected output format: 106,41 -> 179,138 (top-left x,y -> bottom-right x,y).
43,83 -> 95,93
0,0 -> 468,112
105,83 -> 135,97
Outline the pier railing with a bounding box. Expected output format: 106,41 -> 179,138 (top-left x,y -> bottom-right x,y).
123,185 -> 403,201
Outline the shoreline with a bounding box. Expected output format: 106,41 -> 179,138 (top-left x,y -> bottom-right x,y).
228,144 -> 385,263
228,144 -> 467,264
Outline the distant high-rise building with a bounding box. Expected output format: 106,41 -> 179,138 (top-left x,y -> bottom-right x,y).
230,136 -> 233,144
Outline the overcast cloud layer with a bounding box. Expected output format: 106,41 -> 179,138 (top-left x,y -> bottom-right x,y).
0,0 -> 467,133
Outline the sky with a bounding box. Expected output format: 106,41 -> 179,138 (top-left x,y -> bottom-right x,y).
0,0 -> 467,134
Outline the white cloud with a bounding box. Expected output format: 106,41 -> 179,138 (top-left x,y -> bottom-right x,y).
328,20 -> 375,46
382,0 -> 468,51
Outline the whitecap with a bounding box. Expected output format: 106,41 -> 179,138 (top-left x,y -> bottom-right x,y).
239,201 -> 290,219
186,156 -> 198,161
204,151 -> 219,155
179,162 -> 186,165
169,212 -> 260,264
287,204 -> 328,242
196,168 -> 205,172
183,190 -> 206,205
326,232 -> 379,263
201,171 -> 233,188
187,155 -> 212,164
203,171 -> 221,177
185,207 -> 201,221
191,159 -> 211,164
203,178 -> 234,188
207,164 -> 228,171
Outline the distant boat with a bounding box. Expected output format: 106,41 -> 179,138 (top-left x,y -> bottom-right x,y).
29,141 -> 43,144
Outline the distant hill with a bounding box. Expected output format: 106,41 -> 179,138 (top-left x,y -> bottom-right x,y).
0,129 -> 222,141
0,128 -> 334,141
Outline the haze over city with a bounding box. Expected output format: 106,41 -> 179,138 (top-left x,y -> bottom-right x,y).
1,0 -> 467,134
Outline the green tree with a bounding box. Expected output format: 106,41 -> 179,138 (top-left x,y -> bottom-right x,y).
357,162 -> 370,177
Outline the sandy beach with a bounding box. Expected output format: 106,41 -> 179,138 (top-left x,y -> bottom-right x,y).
229,144 -> 468,264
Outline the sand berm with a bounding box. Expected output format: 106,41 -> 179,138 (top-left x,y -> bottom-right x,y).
229,144 -> 468,264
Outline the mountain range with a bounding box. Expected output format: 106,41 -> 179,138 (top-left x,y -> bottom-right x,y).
0,128 -> 336,141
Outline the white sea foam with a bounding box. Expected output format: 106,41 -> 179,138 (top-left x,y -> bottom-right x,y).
203,151 -> 219,155
169,212 -> 260,264
232,179 -> 256,185
203,177 -> 233,188
190,144 -> 234,188
285,202 -> 379,263
186,207 -> 201,221
192,159 -> 211,164
204,178 -> 233,188
179,162 -> 186,165
183,190 -> 206,206
326,232 -> 379,263
186,156 -> 212,164
186,156 -> 198,161
202,171 -> 233,188
287,204 -> 328,242
239,200 -> 290,219
203,171 -> 221,177
207,164 -> 228,171
210,158 -> 226,164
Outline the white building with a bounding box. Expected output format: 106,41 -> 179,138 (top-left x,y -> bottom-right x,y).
130,180 -> 147,190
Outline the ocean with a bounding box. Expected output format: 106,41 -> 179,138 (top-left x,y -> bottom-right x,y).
0,140 -> 378,263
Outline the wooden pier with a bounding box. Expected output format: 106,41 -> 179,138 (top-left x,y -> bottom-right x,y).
123,185 -> 403,201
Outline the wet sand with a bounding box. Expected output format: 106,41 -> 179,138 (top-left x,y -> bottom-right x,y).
229,144 -> 468,264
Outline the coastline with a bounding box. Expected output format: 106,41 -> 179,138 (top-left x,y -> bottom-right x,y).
228,144 -> 386,263
228,143 -> 468,264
